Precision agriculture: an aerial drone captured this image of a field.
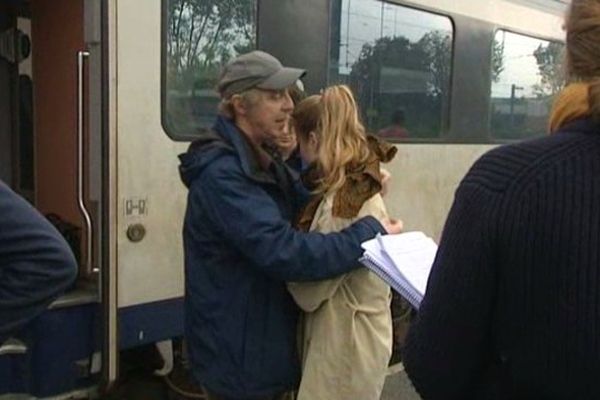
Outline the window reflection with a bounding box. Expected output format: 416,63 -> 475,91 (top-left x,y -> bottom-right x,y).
490,30 -> 565,139
330,0 -> 453,140
164,0 -> 257,138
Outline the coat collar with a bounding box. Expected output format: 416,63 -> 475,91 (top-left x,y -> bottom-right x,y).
213,115 -> 299,185
558,116 -> 600,136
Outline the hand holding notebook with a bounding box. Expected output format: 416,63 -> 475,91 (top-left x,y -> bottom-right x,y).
360,231 -> 438,309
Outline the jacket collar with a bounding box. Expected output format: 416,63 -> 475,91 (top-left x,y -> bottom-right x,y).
558,116 -> 600,136
213,115 -> 280,185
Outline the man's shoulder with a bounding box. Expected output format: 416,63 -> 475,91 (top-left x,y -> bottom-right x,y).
195,151 -> 244,181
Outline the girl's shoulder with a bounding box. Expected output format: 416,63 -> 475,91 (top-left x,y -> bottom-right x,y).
355,193 -> 388,222
312,191 -> 387,232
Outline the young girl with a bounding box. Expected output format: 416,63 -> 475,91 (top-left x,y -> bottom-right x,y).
288,85 -> 396,400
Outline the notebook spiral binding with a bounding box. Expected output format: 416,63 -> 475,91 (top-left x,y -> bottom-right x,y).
360,254 -> 422,309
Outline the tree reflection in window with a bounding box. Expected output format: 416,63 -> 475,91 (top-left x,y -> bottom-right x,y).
164,0 -> 257,137
330,0 -> 453,140
490,31 -> 565,140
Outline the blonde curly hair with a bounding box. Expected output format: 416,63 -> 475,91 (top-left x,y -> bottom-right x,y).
292,85 -> 371,194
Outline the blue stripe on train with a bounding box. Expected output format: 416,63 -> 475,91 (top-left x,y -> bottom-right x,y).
119,297 -> 184,349
0,297 -> 184,397
0,302 -> 100,397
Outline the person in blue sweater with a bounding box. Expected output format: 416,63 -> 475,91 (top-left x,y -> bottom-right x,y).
403,1 -> 600,398
178,50 -> 402,400
0,180 -> 77,344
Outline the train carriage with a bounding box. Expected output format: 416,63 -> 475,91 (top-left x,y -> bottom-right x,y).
0,0 -> 567,398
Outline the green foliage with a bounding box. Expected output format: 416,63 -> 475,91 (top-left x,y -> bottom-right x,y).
492,39 -> 505,83
346,31 -> 451,135
166,0 -> 256,93
532,42 -> 565,98
418,31 -> 452,98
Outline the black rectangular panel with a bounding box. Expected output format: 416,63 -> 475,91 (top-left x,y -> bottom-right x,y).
0,5 -> 14,184
258,0 -> 331,94
448,15 -> 494,141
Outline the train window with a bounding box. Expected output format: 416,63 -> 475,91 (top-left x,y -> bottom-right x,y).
490,30 -> 565,140
329,0 -> 453,141
162,0 -> 258,139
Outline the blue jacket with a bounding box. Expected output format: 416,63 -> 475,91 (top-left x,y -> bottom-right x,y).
0,181 -> 77,344
179,116 -> 385,399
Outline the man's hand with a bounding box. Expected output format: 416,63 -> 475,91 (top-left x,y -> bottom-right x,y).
382,218 -> 403,234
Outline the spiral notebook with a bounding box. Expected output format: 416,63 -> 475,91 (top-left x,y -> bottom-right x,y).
360,231 -> 437,309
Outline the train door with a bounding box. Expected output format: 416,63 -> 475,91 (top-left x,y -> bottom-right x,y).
108,0 -> 187,370
0,0 -> 104,397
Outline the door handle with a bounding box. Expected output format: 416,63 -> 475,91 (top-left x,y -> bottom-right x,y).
77,50 -> 96,274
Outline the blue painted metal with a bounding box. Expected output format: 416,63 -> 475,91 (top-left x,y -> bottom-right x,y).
0,303 -> 100,397
0,297 -> 184,397
118,297 -> 184,349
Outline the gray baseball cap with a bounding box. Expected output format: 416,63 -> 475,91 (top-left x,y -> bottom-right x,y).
217,50 -> 306,99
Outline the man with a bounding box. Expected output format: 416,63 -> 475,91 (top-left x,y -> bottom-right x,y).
0,180 -> 78,344
178,50 -> 402,400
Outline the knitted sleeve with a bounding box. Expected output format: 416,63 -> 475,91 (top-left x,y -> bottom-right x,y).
403,180 -> 499,400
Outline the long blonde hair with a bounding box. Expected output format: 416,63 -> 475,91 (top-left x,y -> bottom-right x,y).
292,85 -> 371,193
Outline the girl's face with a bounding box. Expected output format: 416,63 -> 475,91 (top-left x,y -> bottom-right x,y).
298,131 -> 319,165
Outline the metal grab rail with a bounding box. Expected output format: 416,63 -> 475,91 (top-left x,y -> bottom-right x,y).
77,50 -> 96,274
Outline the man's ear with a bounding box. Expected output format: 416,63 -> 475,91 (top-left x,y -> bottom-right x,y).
231,95 -> 247,116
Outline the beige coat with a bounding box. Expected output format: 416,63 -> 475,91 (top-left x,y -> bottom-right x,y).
288,192 -> 393,400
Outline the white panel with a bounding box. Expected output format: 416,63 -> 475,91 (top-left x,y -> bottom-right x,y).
392,0 -> 565,40
116,0 -> 188,307
385,144 -> 495,242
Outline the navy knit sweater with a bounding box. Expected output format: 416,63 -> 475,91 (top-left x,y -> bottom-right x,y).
0,181 -> 77,343
404,118 -> 600,399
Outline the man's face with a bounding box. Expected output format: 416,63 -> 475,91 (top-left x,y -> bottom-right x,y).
246,88 -> 294,143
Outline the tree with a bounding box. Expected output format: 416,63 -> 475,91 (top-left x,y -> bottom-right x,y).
492,38 -> 505,83
166,0 -> 256,93
165,0 -> 256,135
532,42 -> 565,97
348,35 -> 427,127
349,31 -> 452,100
346,31 -> 452,135
418,31 -> 451,98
